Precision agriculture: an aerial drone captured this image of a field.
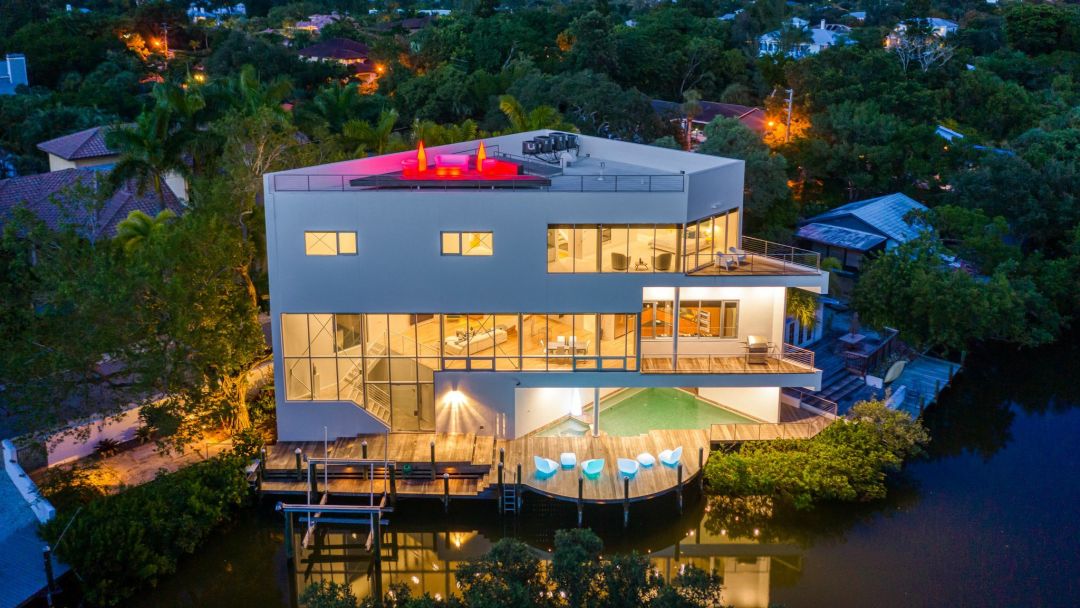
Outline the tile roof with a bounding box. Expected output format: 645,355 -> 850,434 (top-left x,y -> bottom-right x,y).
796,222 -> 887,251
298,38 -> 371,61
806,193 -> 928,244
651,99 -> 766,133
0,168 -> 182,241
36,126 -> 119,161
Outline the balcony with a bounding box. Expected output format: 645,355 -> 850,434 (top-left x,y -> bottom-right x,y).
685,236 -> 821,276
641,343 -> 817,374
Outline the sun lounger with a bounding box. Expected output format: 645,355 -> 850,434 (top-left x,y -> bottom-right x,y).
581,458 -> 604,479
636,452 -> 656,467
559,452 -> 577,469
617,458 -> 640,479
659,446 -> 683,467
534,456 -> 558,479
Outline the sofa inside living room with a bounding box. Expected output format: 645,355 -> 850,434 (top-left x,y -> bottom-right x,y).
443,327 -> 509,355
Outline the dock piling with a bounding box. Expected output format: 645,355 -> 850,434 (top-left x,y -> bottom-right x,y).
361,440 -> 368,459
676,463 -> 684,515
442,473 -> 450,513
294,447 -> 302,479
698,447 -> 705,491
388,466 -> 397,506
499,447 -> 505,465
577,476 -> 584,527
43,545 -> 55,606
497,462 -> 505,514
430,440 -> 436,481
307,460 -> 317,499
623,476 -> 630,528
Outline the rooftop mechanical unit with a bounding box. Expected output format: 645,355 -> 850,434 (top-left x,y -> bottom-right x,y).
521,132 -> 579,163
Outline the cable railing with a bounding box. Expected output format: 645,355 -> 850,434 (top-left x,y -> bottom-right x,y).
641,344 -> 816,374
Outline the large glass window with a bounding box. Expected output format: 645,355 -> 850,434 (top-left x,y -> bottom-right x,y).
442,231 -> 493,256
547,224 -> 682,273
682,210 -> 740,270
641,301 -> 675,339
305,231 -> 357,256
677,300 -> 739,338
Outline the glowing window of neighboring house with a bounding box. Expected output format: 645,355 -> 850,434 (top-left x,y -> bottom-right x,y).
442,231 -> 493,256
305,231 -> 357,256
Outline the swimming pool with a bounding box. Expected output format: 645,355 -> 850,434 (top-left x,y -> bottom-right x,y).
539,388 -> 755,437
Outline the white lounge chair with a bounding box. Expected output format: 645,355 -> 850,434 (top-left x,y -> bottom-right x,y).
534,456 -> 558,479
729,246 -> 747,265
559,452 -> 577,469
581,458 -> 604,479
659,446 -> 683,468
636,452 -> 656,467
617,458 -> 640,479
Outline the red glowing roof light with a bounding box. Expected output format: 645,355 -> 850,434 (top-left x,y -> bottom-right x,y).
416,141 -> 427,173
476,141 -> 487,172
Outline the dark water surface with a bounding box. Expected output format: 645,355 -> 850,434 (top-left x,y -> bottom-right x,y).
139,341 -> 1080,608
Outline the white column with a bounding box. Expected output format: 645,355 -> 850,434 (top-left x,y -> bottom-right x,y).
592,387 -> 600,437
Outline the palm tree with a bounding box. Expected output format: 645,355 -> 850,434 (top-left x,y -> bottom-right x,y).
306,82 -> 364,134
115,209 -> 176,254
498,95 -> 575,133
106,109 -> 188,206
680,89 -> 702,151
409,118 -> 480,147
342,109 -> 402,156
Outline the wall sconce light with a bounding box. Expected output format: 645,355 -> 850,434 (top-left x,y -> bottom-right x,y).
445,390 -> 467,408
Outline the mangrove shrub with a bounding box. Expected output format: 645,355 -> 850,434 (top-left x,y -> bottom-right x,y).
704,399 -> 929,509
41,452 -> 251,606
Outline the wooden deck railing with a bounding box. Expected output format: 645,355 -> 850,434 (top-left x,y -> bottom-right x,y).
843,327 -> 900,376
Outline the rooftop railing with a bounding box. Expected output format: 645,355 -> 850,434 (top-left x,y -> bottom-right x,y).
270,172 -> 686,193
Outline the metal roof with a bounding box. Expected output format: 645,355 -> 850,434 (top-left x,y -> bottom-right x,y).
807,193 -> 928,244
796,222 -> 887,251
0,473 -> 67,608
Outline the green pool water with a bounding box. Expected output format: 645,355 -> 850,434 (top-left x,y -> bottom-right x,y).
541,388 -> 755,437
599,388 -> 755,435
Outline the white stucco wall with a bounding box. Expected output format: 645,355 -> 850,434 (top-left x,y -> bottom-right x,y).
699,386 -> 781,423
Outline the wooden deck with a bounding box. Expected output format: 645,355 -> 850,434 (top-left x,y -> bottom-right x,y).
710,403 -> 834,443
685,255 -> 820,276
640,355 -> 815,374
262,429 -> 709,504
492,429 -> 710,503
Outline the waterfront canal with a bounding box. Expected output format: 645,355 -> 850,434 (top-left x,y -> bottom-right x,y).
140,340 -> 1080,608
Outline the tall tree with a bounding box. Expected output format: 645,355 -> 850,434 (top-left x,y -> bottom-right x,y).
106,109 -> 188,205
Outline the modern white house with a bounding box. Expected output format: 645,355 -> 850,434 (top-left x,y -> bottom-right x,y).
263,132 -> 829,442
759,19 -> 852,58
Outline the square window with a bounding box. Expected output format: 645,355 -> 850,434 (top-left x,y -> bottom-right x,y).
338,232 -> 357,254
305,231 -> 337,255
441,232 -> 461,255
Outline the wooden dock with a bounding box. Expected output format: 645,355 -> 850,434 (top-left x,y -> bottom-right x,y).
261,429 -> 709,504
709,402 -> 834,444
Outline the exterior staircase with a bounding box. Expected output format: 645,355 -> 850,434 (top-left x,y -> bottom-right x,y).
798,348 -> 870,412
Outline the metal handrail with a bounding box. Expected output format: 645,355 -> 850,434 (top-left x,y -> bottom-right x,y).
642,344 -> 816,374
271,172 -> 685,193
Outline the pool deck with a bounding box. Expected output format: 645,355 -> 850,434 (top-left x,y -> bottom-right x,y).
261,429 -> 709,504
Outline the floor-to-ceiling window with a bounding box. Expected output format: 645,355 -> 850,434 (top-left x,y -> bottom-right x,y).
547,224 -> 681,273
683,209 -> 740,271
282,311 -> 641,429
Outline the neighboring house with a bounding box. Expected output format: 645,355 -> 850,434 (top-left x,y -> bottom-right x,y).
375,15 -> 435,34
0,168 -> 183,241
935,124 -> 1015,156
36,126 -> 120,172
886,17 -> 959,46
651,99 -> 767,145
293,12 -> 343,33
759,19 -> 852,58
262,131 -> 829,440
795,193 -> 929,275
187,2 -> 246,23
846,11 -> 866,23
0,53 -> 28,95
719,9 -> 744,21
298,38 -> 381,83
36,126 -> 189,201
